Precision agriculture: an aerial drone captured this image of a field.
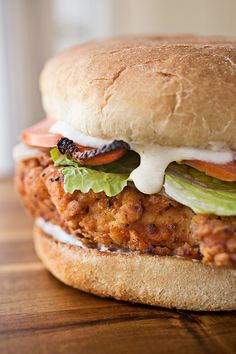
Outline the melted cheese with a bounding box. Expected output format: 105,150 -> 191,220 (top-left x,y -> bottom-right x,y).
49,121 -> 234,195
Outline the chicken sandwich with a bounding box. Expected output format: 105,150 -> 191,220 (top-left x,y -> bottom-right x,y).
14,36 -> 236,311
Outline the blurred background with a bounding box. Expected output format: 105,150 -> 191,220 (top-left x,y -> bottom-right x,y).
1,0 -> 236,176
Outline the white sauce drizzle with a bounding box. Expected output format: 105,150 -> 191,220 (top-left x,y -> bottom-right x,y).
130,145 -> 234,194
36,218 -> 133,254
36,217 -> 87,248
50,121 -> 113,148
49,121 -> 234,194
13,143 -> 41,162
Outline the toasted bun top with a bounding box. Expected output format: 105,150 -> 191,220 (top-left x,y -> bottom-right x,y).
40,36 -> 236,148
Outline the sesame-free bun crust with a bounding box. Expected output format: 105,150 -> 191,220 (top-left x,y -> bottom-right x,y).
34,225 -> 236,311
40,36 -> 236,148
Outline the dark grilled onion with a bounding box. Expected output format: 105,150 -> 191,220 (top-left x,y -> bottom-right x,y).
57,137 -> 130,165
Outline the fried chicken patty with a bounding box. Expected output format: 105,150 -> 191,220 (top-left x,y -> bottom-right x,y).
15,153 -> 236,268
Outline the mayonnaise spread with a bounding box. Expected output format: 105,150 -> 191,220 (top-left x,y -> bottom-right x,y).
36,217 -> 132,254
129,144 -> 233,194
49,121 -> 234,194
13,143 -> 41,162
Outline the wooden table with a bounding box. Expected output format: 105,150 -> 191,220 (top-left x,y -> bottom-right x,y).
0,178 -> 235,354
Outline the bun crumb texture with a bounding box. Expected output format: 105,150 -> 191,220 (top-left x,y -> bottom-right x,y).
34,225 -> 236,311
40,36 -> 236,149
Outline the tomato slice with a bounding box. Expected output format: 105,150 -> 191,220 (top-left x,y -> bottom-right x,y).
21,118 -> 62,148
81,149 -> 127,166
21,118 -> 127,165
185,160 -> 236,182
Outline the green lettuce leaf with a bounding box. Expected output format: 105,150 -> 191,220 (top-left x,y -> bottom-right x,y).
94,150 -> 140,174
61,166 -> 129,196
51,148 -> 131,196
165,163 -> 236,216
51,147 -> 78,167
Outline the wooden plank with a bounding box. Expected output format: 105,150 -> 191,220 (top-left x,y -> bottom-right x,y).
0,178 -> 235,354
0,239 -> 37,264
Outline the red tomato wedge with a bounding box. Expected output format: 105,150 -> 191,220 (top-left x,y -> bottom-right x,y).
185,160 -> 236,182
21,118 -> 62,148
82,149 -> 127,166
21,118 -> 127,165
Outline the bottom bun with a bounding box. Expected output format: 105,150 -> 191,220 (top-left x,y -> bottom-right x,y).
34,225 -> 236,311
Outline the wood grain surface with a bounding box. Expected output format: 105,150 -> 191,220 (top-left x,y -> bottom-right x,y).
0,178 -> 236,354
